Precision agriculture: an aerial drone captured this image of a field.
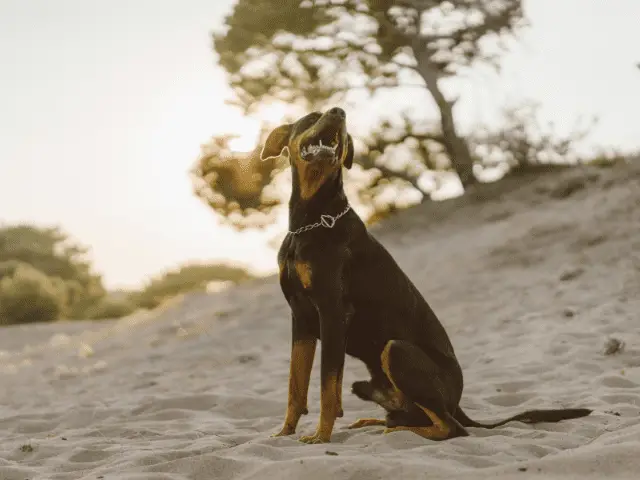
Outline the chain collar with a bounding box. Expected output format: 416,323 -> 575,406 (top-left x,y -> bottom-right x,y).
288,204 -> 351,236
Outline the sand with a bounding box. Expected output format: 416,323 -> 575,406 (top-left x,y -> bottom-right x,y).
1,160 -> 639,480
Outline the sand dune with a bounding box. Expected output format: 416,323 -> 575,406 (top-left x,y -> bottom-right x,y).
1,160 -> 639,480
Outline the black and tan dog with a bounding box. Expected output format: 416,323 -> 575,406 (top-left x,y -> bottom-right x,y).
260,107 -> 591,444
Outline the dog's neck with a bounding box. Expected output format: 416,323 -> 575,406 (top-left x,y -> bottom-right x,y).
288,168 -> 349,233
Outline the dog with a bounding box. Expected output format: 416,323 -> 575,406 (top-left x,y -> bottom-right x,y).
260,107 -> 592,444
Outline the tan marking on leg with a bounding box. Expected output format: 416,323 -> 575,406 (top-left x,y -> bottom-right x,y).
383,405 -> 451,440
380,340 -> 397,389
294,261 -> 312,289
272,338 -> 316,437
380,340 -> 451,440
348,418 -> 386,429
380,340 -> 406,399
299,373 -> 341,444
379,341 -> 410,411
336,369 -> 344,418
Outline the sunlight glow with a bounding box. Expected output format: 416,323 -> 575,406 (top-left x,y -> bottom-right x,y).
226,103 -> 289,153
228,124 -> 261,153
255,102 -> 289,125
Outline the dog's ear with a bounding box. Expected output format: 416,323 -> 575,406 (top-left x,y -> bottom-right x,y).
260,124 -> 292,161
343,134 -> 354,169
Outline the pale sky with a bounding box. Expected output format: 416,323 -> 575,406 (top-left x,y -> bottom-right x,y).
1,0 -> 639,289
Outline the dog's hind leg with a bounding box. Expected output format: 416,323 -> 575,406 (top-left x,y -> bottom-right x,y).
347,380 -> 389,429
348,418 -> 387,429
380,340 -> 469,440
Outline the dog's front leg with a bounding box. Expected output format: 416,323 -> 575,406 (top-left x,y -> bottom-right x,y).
299,295 -> 347,444
272,314 -> 317,437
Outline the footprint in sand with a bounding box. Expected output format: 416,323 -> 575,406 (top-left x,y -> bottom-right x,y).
547,343 -> 573,356
601,393 -> 640,406
68,448 -> 116,463
598,375 -> 638,389
574,361 -> 605,374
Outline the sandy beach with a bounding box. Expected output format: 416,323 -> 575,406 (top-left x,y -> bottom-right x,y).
1,160 -> 639,480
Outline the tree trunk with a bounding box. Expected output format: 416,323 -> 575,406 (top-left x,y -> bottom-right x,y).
413,49 -> 476,188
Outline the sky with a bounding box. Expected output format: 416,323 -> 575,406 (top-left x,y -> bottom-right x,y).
1,0 -> 639,290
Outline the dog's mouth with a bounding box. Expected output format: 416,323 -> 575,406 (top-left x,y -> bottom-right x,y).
300,124 -> 342,163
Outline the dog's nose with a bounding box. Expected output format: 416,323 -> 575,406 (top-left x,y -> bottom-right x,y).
327,107 -> 346,119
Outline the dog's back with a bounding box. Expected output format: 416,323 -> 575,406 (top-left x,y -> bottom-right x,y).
345,227 -> 461,371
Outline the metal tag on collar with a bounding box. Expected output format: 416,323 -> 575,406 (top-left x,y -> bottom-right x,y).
320,214 -> 336,229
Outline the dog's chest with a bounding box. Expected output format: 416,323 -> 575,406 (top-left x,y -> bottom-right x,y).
277,240 -> 322,336
278,240 -> 310,295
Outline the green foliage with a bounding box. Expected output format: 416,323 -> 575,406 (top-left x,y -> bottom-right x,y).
470,101 -> 595,173
0,262 -> 68,325
0,224 -> 257,325
83,296 -> 137,320
129,263 -> 255,310
584,152 -> 631,168
191,132 -> 286,230
0,225 -> 105,320
214,0 -> 336,111
215,0 -> 525,112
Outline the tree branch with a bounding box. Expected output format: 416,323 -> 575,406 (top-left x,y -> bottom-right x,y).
332,82 -> 427,92
357,155 -> 424,192
391,58 -> 417,69
420,1 -> 523,49
371,8 -> 413,42
368,131 -> 446,149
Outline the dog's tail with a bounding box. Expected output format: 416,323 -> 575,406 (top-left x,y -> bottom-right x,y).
454,406 -> 592,429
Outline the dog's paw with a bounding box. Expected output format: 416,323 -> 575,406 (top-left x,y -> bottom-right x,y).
351,381 -> 374,401
299,433 -> 331,444
347,418 -> 386,429
270,426 -> 295,438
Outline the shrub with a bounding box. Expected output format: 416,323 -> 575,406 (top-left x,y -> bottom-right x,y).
130,262 -> 255,310
0,263 -> 68,325
83,297 -> 137,320
0,225 -> 106,319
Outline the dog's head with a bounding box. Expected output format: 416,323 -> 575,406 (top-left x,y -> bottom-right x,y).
260,107 -> 354,199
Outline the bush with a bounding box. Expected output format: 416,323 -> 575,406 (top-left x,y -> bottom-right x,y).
0,260 -> 22,279
0,263 -> 68,325
130,263 -> 255,310
471,101 -> 593,173
83,297 -> 137,320
0,225 -> 106,320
